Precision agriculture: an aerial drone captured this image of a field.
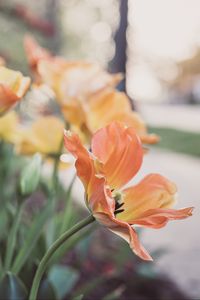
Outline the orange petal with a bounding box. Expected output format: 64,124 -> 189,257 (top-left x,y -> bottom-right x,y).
0,85 -> 18,114
118,174 -> 178,223
85,89 -> 159,145
86,178 -> 152,261
94,211 -> 152,261
130,207 -> 194,228
64,130 -> 115,212
91,122 -> 143,189
0,67 -> 30,114
64,130 -> 96,196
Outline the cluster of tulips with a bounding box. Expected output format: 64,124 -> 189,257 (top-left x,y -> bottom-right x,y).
0,36 -> 193,300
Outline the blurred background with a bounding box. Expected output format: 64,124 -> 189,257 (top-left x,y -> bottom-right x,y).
0,0 -> 199,299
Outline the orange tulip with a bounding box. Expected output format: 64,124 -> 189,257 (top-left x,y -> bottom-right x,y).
24,35 -> 121,95
63,121 -> 193,260
0,67 -> 30,115
24,36 -> 158,145
85,88 -> 159,144
24,35 -> 52,81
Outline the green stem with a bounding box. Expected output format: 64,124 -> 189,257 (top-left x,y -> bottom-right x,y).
4,204 -> 24,271
29,214 -> 95,300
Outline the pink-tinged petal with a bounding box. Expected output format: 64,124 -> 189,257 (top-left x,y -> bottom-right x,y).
118,174 -> 178,222
64,130 -> 115,211
24,35 -> 52,72
0,85 -> 18,114
91,122 -> 143,190
94,211 -> 152,261
87,179 -> 152,261
131,207 -> 194,228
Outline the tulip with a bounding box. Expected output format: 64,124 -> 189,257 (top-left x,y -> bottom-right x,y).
63,121 -> 193,260
0,111 -> 19,143
0,67 -> 30,115
84,88 -> 159,144
16,116 -> 64,156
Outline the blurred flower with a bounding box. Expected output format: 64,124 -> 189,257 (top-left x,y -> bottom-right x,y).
24,35 -> 53,82
24,36 -> 158,145
16,116 -> 64,156
0,57 -> 5,66
0,111 -> 19,143
0,66 -> 30,115
24,35 -> 121,94
84,88 -> 159,144
63,121 -> 193,261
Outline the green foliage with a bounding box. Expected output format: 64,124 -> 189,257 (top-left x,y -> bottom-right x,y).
48,265 -> 79,300
38,278 -> 58,300
149,126 -> 200,157
11,203 -> 53,274
0,272 -> 27,300
19,153 -> 42,198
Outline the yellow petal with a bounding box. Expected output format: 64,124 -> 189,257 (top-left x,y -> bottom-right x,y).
118,174 -> 177,222
17,116 -> 64,155
0,111 -> 19,143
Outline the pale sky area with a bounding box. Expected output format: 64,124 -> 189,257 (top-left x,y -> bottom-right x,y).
127,0 -> 200,102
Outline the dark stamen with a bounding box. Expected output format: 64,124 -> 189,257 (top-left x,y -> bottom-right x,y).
115,202 -> 124,210
115,209 -> 125,215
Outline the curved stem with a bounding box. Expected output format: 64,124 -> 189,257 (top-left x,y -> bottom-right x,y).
29,214 -> 95,300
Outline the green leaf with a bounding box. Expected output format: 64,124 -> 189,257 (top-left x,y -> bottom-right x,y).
49,265 -> 79,300
0,208 -> 8,238
11,203 -> 53,274
0,272 -> 27,300
38,278 -> 58,300
4,204 -> 24,271
19,153 -> 42,197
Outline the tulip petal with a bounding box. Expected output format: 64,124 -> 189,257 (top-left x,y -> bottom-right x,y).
91,122 -> 143,189
94,211 -> 152,261
0,85 -> 18,114
86,89 -> 159,144
0,67 -> 30,114
24,35 -> 52,72
63,130 -> 97,197
17,116 -> 64,155
119,174 -> 177,222
130,207 -> 194,228
87,177 -> 152,261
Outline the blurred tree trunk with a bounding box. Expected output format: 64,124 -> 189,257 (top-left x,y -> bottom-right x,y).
109,0 -> 128,93
45,0 -> 61,52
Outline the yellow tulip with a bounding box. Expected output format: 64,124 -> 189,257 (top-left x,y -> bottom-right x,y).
0,111 -> 19,143
0,67 -> 30,115
16,116 -> 64,156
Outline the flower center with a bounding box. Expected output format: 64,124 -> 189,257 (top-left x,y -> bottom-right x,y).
113,191 -> 124,215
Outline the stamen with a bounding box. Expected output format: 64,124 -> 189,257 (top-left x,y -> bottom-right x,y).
115,202 -> 124,210
115,209 -> 125,215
